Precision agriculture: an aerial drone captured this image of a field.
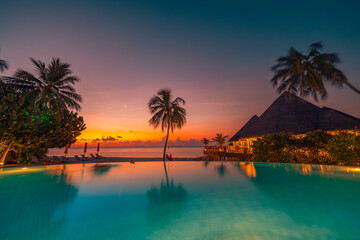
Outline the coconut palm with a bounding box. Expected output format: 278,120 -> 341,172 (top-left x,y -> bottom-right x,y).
0,58 -> 8,72
148,89 -> 186,161
213,133 -> 228,147
3,58 -> 82,112
201,138 -> 211,147
271,42 -> 360,101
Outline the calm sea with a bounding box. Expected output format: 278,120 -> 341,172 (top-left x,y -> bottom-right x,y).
48,146 -> 204,158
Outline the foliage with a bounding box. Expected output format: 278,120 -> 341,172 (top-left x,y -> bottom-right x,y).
325,132 -> 360,165
0,58 -> 8,72
201,138 -> 210,147
148,89 -> 186,132
251,130 -> 360,165
252,132 -> 297,162
271,42 -> 360,100
2,58 -> 82,113
212,133 -> 228,147
0,83 -> 86,164
298,130 -> 333,163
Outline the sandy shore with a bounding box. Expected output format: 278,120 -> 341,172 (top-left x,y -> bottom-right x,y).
74,157 -> 201,163
0,157 -> 202,168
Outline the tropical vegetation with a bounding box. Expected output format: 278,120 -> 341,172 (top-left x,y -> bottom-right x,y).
148,89 -> 186,161
0,57 -> 8,72
251,130 -> 360,165
271,42 -> 360,101
0,58 -> 85,165
2,58 -> 82,114
212,133 -> 228,147
201,138 -> 211,147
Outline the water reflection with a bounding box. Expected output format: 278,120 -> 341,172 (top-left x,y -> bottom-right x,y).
233,162 -> 257,178
0,167 -> 78,239
146,162 -> 187,226
92,163 -> 116,176
215,161 -> 226,177
250,163 -> 360,236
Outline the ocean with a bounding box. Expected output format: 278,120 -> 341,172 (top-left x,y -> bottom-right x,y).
48,146 -> 204,158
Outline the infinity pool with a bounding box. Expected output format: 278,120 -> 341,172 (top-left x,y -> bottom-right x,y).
1,162 -> 360,240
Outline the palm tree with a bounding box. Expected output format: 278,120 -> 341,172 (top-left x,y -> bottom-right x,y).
212,133 -> 228,147
0,58 -> 8,72
271,42 -> 360,101
148,89 -> 186,161
201,138 -> 211,147
3,58 -> 82,113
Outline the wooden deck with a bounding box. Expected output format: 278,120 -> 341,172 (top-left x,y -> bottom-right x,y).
203,149 -> 252,161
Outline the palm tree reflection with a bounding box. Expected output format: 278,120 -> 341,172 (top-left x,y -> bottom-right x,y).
146,162 -> 187,226
215,161 -> 226,177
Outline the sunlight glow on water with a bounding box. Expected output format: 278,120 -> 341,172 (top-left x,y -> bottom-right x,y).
1,162 -> 360,240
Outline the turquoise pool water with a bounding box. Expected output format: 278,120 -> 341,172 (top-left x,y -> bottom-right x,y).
1,162 -> 360,240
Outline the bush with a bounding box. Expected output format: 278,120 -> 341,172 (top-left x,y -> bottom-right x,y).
298,130 -> 333,164
0,84 -> 86,164
251,130 -> 359,165
252,132 -> 297,163
326,132 -> 360,165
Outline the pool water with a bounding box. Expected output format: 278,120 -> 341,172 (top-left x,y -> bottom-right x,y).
1,162 -> 360,240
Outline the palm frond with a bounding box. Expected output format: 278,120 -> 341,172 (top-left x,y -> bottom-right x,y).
0,59 -> 9,72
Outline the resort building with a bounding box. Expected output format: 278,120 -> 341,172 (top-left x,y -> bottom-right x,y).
227,92 -> 360,154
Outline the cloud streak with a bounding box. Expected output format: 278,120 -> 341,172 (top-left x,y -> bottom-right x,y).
74,137 -> 204,147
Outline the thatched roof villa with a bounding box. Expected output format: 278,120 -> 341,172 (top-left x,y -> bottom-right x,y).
228,92 -> 360,153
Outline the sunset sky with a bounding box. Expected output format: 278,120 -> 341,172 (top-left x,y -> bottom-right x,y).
1,0 -> 360,147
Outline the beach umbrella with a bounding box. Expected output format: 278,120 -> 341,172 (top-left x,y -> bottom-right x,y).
84,143 -> 88,155
97,143 -> 100,153
64,144 -> 69,157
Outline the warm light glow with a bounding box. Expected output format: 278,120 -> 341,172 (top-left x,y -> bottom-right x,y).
0,167 -> 44,175
239,162 -> 257,178
346,167 -> 360,172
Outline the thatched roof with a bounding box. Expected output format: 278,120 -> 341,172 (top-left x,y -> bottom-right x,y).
229,92 -> 360,141
229,115 -> 259,142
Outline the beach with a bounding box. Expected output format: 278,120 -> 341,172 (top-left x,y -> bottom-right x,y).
59,157 -> 201,164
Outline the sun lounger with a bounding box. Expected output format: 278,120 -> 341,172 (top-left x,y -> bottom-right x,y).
52,156 -> 63,164
61,156 -> 75,163
74,155 -> 84,161
95,153 -> 103,159
81,154 -> 88,161
90,153 -> 101,160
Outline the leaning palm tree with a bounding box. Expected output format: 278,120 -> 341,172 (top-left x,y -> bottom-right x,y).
212,133 -> 228,147
148,89 -> 186,161
271,42 -> 360,101
2,58 -> 82,113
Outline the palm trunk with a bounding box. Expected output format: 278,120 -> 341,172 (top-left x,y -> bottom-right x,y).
342,80 -> 360,95
162,125 -> 170,161
335,75 -> 360,95
164,160 -> 170,187
1,140 -> 14,165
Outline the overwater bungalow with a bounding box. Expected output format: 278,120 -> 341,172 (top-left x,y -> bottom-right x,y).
205,92 -> 360,158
